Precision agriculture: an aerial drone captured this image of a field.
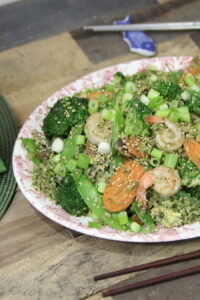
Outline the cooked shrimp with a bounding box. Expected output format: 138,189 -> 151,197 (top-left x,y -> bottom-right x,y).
136,165 -> 181,209
84,112 -> 112,145
145,116 -> 185,151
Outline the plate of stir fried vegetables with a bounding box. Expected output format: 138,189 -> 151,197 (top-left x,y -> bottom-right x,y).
13,56 -> 200,242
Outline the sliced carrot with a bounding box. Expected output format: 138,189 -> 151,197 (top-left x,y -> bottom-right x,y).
126,136 -> 146,158
103,160 -> 145,212
87,91 -> 111,101
183,139 -> 200,170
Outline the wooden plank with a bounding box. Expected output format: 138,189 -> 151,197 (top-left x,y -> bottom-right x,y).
0,234 -> 199,300
0,0 -> 156,51
0,32 -> 92,127
0,191 -> 73,268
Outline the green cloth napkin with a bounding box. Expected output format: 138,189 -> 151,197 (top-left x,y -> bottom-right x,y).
0,95 -> 18,219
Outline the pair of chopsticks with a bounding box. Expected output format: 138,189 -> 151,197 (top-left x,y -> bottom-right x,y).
84,21 -> 200,32
94,249 -> 200,297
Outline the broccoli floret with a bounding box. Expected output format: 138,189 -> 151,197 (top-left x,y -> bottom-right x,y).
42,96 -> 89,138
186,185 -> 200,198
177,157 -> 200,187
123,99 -> 152,135
185,91 -> 200,115
56,175 -> 89,216
152,80 -> 182,102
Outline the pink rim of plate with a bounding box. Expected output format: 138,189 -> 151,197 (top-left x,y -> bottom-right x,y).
12,56 -> 200,242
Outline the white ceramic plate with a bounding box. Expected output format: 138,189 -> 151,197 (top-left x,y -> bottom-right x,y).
13,56 -> 200,242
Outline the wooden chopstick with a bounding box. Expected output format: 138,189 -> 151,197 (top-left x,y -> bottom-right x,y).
102,264 -> 200,297
94,249 -> 200,281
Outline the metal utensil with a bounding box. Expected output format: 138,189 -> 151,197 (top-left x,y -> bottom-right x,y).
84,21 -> 200,32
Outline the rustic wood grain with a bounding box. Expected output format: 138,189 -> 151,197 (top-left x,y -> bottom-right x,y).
0,235 -> 199,300
0,191 -> 74,268
0,32 -> 92,127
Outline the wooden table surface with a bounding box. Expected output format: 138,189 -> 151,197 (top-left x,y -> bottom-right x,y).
1,0 -> 200,299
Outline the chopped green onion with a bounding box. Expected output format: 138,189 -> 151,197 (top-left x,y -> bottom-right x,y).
54,162 -> 66,176
97,181 -> 107,193
150,157 -> 160,167
147,65 -> 157,71
66,159 -> 78,172
164,153 -> 178,168
150,148 -> 163,160
124,81 -> 136,92
51,154 -> 61,163
147,88 -> 160,100
88,100 -> 98,114
194,123 -> 200,132
124,125 -> 134,135
190,84 -> 200,92
149,74 -> 157,82
140,94 -> 150,106
117,211 -> 129,225
98,94 -> 109,103
101,108 -> 114,121
148,96 -> 164,111
178,107 -> 190,122
88,221 -> 102,229
113,72 -> 125,83
181,90 -> 190,101
156,109 -> 170,118
130,222 -> 141,233
169,108 -> 179,122
122,92 -> 133,102
185,73 -> 196,87
159,103 -> 168,110
75,135 -> 86,145
78,153 -> 90,169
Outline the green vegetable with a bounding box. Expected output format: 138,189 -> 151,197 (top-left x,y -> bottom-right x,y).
124,81 -> 136,92
164,153 -> 178,168
117,211 -> 129,225
122,92 -> 133,102
78,153 -> 90,169
152,80 -> 182,102
178,106 -> 190,122
177,157 -> 200,187
147,88 -> 160,100
111,103 -> 124,153
156,109 -> 170,118
130,222 -> 141,233
97,181 -> 107,193
42,96 -> 89,138
61,124 -> 83,159
88,221 -> 102,229
88,100 -> 98,114
148,96 -> 165,111
56,175 -> 89,217
101,108 -> 114,121
0,157 -> 6,173
131,202 -> 155,231
168,107 -> 180,122
75,135 -> 85,145
76,174 -> 130,231
98,94 -> 108,104
185,91 -> 200,115
113,72 -> 125,84
185,73 -> 196,87
21,138 -> 42,166
66,159 -> 78,172
150,148 -> 163,160
149,157 -> 160,167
